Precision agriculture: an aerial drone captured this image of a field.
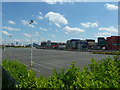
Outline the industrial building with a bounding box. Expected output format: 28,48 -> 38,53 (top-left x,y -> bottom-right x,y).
106,36 -> 120,50
39,36 -> 120,51
66,39 -> 88,50
86,39 -> 100,50
41,42 -> 47,48
98,37 -> 106,49
41,40 -> 66,49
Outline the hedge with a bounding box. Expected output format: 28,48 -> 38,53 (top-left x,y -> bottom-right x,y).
2,55 -> 120,89
92,51 -> 120,55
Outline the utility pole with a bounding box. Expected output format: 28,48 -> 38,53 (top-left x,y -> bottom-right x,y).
30,20 -> 34,67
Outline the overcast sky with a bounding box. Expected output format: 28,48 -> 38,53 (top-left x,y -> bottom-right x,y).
2,2 -> 118,45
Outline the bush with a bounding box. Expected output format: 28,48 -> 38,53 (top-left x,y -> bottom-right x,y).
2,60 -> 37,89
92,51 -> 120,55
46,56 -> 120,88
2,55 -> 120,89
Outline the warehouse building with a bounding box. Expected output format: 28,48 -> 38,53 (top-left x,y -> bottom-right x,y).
66,39 -> 88,50
106,36 -> 120,50
41,40 -> 66,49
86,39 -> 100,50
98,37 -> 106,49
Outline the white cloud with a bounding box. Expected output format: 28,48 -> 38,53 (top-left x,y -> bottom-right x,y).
21,20 -> 36,27
63,26 -> 84,33
39,27 -> 48,31
91,23 -> 98,27
95,26 -> 118,38
42,0 -> 73,4
55,23 -> 60,27
104,3 -> 118,11
99,26 -> 118,33
37,11 -> 44,20
1,31 -> 11,36
33,21 -> 38,24
21,20 -> 29,25
23,33 -> 31,38
49,34 -> 56,37
45,11 -> 68,26
80,22 -> 98,28
29,24 -> 35,28
42,0 -> 63,4
80,22 -> 90,28
37,16 -> 44,20
39,12 -> 42,15
2,26 -> 21,31
8,20 -> 16,25
95,32 -> 112,37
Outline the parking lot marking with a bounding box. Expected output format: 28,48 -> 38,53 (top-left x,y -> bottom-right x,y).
31,67 -> 41,72
46,63 -> 63,68
44,60 -> 73,65
25,64 -> 41,72
33,62 -> 52,70
2,48 -> 111,77
39,62 -> 64,68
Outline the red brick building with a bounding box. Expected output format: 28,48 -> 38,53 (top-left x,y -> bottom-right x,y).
106,36 -> 120,50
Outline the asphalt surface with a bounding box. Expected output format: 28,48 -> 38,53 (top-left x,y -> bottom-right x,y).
2,48 -> 112,77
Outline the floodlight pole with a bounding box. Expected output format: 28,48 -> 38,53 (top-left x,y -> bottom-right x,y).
10,35 -> 12,60
30,20 -> 34,67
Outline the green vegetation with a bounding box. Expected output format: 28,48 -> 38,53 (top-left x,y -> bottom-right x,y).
92,51 -> 120,55
2,60 -> 37,89
2,56 -> 120,89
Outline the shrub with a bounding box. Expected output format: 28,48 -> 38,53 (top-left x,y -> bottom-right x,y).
2,55 -> 120,88
92,51 -> 120,55
2,60 -> 37,89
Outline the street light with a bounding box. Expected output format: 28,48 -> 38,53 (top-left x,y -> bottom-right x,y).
30,20 -> 34,67
10,35 -> 12,60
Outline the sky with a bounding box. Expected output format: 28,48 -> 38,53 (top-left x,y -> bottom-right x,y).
2,2 -> 118,45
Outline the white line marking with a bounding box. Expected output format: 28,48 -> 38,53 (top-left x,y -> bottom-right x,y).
24,60 -> 70,71
25,64 -> 29,67
44,60 -> 73,65
31,67 -> 41,72
51,64 -> 63,68
33,62 -> 52,70
33,60 -> 72,68
39,62 -> 63,68
24,64 -> 41,72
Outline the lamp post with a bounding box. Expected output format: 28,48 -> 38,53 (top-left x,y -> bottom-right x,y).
10,35 -> 12,60
30,20 -> 34,67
